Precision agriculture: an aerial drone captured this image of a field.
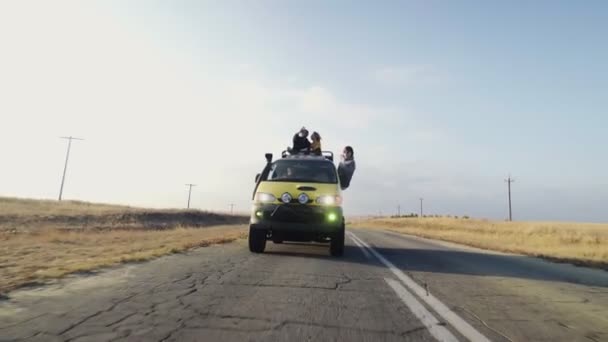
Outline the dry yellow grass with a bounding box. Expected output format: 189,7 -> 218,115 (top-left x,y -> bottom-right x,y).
353,217 -> 608,269
0,225 -> 247,293
0,197 -> 141,216
0,197 -> 248,294
0,197 -> 247,232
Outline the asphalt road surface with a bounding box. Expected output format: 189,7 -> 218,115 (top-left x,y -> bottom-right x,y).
1,228 -> 608,342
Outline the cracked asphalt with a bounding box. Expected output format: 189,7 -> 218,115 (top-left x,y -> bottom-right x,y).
1,228 -> 608,342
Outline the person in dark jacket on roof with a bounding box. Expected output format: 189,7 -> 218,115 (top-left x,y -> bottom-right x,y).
290,127 -> 311,154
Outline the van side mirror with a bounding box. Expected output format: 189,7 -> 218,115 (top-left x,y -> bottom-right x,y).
255,173 -> 261,183
265,153 -> 273,163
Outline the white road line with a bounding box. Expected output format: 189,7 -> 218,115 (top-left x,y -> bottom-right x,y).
385,278 -> 459,342
349,232 -> 491,342
348,233 -> 372,259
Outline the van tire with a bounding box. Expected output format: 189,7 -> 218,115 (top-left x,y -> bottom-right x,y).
249,226 -> 267,253
330,224 -> 345,257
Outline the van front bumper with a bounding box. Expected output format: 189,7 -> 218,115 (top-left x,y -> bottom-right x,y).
250,204 -> 343,238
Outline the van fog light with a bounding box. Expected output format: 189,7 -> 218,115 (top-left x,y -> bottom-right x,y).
327,212 -> 337,222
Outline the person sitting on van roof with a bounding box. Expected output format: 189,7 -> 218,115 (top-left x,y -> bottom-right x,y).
309,131 -> 322,156
290,127 -> 311,154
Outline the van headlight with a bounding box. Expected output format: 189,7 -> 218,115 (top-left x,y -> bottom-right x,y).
316,195 -> 342,206
255,193 -> 276,203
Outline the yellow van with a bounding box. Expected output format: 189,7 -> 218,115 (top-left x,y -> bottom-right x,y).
249,152 -> 345,256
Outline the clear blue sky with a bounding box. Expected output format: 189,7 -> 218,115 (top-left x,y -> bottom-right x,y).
1,1 -> 607,221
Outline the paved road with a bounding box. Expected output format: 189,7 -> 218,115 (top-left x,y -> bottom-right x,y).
1,228 -> 608,342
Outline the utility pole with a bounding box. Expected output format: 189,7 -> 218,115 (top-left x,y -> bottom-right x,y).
397,204 -> 401,217
185,184 -> 196,209
229,203 -> 235,215
505,175 -> 515,221
419,198 -> 424,217
58,136 -> 84,201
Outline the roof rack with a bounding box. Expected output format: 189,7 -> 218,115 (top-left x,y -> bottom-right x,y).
280,150 -> 334,162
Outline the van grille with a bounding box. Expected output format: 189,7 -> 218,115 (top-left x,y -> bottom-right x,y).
267,205 -> 326,224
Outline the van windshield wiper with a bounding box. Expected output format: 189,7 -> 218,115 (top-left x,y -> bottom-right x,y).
269,178 -> 316,183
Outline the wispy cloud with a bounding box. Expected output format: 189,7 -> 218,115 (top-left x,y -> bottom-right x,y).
372,65 -> 443,86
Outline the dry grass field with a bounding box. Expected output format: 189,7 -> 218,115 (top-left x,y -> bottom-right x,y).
0,197 -> 139,217
353,217 -> 608,269
0,197 -> 248,294
0,197 -> 247,232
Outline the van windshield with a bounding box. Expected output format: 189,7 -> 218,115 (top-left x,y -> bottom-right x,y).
266,160 -> 338,184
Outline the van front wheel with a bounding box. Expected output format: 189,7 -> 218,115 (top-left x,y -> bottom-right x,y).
330,224 -> 345,257
249,226 -> 267,253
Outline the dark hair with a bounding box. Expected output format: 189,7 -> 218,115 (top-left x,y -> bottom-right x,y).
311,132 -> 321,141
344,146 -> 354,158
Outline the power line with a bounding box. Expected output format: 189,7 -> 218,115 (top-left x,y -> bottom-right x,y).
58,136 -> 84,201
505,175 -> 515,221
185,184 -> 196,209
